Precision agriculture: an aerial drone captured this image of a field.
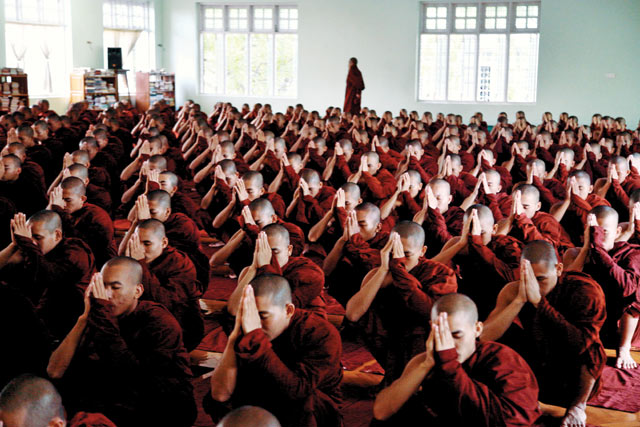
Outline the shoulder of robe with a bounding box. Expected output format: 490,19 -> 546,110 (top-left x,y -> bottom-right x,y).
290,309 -> 341,348
134,300 -> 183,331
559,271 -> 605,300
472,340 -> 535,374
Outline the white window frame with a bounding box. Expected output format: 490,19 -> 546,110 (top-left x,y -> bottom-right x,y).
418,1 -> 540,104
198,3 -> 298,98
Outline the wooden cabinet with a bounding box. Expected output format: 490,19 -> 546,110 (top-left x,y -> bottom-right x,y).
135,71 -> 175,113
0,72 -> 29,113
70,70 -> 119,110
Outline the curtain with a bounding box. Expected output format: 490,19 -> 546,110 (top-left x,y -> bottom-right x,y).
41,41 -> 53,93
10,42 -> 27,70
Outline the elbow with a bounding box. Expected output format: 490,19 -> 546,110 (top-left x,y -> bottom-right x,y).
372,400 -> 392,421
47,362 -> 65,380
209,386 -> 232,403
345,303 -> 363,323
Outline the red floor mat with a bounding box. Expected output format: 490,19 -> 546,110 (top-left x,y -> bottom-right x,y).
587,358 -> 640,412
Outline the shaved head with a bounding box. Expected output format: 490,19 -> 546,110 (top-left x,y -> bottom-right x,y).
517,183 -> 540,202
590,205 -> 619,224
262,223 -> 290,246
464,204 -> 494,227
431,293 -> 478,324
159,171 -> 179,189
250,273 -> 292,308
217,405 -> 281,427
242,171 -> 264,188
300,168 -> 321,185
102,256 -> 143,285
392,220 -> 425,248
148,155 -> 168,171
0,374 -> 65,427
341,182 -> 361,199
219,159 -> 237,175
522,240 -> 558,267
428,178 -> 451,193
28,210 -> 62,233
249,198 -> 276,217
147,189 -> 172,209
67,163 -> 89,180
136,218 -> 166,239
355,202 -> 381,224
60,176 -> 86,196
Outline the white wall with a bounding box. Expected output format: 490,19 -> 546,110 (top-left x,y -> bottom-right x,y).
162,0 -> 640,124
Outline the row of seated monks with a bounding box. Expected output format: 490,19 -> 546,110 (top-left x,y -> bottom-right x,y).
0,97 -> 639,427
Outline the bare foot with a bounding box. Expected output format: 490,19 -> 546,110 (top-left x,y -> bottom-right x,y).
616,346 -> 638,370
561,403 -> 586,427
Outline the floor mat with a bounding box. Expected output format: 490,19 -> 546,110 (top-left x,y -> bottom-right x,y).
587,357 -> 640,412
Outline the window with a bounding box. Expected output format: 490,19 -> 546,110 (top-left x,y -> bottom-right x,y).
103,0 -> 156,94
4,0 -> 70,96
419,2 -> 540,103
200,4 -> 298,98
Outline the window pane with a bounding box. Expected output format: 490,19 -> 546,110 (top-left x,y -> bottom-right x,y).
229,7 -> 248,30
275,34 -> 297,97
5,0 -> 17,21
5,22 -> 68,95
448,34 -> 477,101
527,17 -> 538,28
496,18 -> 507,29
467,18 -> 476,29
485,18 -> 495,29
202,32 -> 224,94
477,34 -> 506,102
426,19 -> 436,30
225,33 -> 248,95
436,18 -> 447,30
467,7 -> 476,17
250,33 -> 273,96
437,7 -> 447,17
103,2 -> 112,27
516,5 -> 527,16
528,5 -> 538,16
515,18 -> 526,28
419,34 -> 447,100
455,18 -> 465,30
497,6 -> 508,17
456,7 -> 466,18
486,6 -> 495,18
508,33 -> 539,102
426,7 -> 437,18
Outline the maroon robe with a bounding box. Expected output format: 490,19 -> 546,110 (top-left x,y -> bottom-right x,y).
422,206 -> 465,256
360,169 -> 396,205
228,310 -> 343,427
344,65 -> 365,115
140,246 -> 204,351
510,212 -> 573,254
164,212 -> 210,292
418,341 -> 541,427
60,299 -> 196,427
560,193 -> 610,246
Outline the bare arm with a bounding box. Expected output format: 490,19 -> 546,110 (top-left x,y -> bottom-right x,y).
120,157 -> 143,182
480,282 -> 524,342
308,209 -> 334,243
210,229 -> 245,266
345,267 -> 390,322
322,236 -> 346,276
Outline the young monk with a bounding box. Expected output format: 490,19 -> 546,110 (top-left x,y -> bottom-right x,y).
380,170 -> 423,221
286,168 -> 336,231
228,225 -> 326,317
208,274 -> 343,427
120,219 -> 204,352
0,374 -> 69,427
0,153 -> 47,216
348,151 -> 396,205
566,206 -> 640,369
346,221 -> 457,383
344,57 -> 365,114
48,177 -> 117,268
47,257 -> 196,427
373,294 -> 541,426
64,163 -> 112,213
413,178 -> 464,256
483,240 -> 606,427
434,204 -> 522,319
0,211 -> 94,341
217,406 -> 281,427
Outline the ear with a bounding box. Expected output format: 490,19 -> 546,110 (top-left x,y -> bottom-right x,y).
555,262 -> 564,277
165,207 -> 172,218
287,244 -> 293,256
492,223 -> 498,235
448,194 -> 453,204
271,214 -> 278,223
134,283 -> 144,299
358,198 -> 363,204
420,245 -> 427,257
536,201 -> 542,211
81,195 -> 87,203
48,417 -> 66,427
375,222 -> 382,233
285,302 -> 295,318
475,321 -> 484,338
161,236 -> 169,249
589,185 -> 594,193
259,187 -> 266,196
54,229 -> 63,242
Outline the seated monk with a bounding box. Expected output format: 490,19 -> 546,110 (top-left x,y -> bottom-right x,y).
0,153 -> 47,216
133,190 -> 209,291
413,178 -> 464,256
460,170 -> 510,220
120,219 -> 204,351
526,157 -> 567,211
208,274 -> 342,427
380,170 -> 424,222
346,221 -> 457,383
323,139 -> 360,189
47,257 -> 196,427
434,204 -> 522,319
200,159 -> 239,237
565,206 -> 640,369
64,163 -> 112,213
69,149 -> 111,193
483,240 -> 606,427
551,170 -> 610,246
155,170 -> 204,227
216,405 -> 281,427
496,184 -> 573,254
347,151 -> 396,205
373,294 -> 541,426
595,156 -> 640,222
47,177 -> 117,268
211,198 -> 305,275
228,225 -> 326,317
2,141 -> 47,196
212,171 -> 286,231
286,168 -> 336,232
0,211 -> 94,341
323,202 -> 390,305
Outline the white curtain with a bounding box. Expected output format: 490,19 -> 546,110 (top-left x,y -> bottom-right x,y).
10,42 -> 27,70
41,41 -> 53,93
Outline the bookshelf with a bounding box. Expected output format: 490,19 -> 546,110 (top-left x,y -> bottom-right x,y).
70,69 -> 119,110
0,71 -> 29,113
135,71 -> 175,113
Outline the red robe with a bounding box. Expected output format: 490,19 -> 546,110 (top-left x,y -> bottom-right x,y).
344,65 -> 365,115
60,299 -> 196,427
164,212 -> 210,292
140,246 -> 204,351
423,206 -> 465,256
504,272 -> 606,406
291,186 -> 337,228
227,310 -> 343,427
258,255 -> 327,316
510,212 -> 573,254
560,193 -> 610,246
418,342 -> 541,427
361,169 -> 397,205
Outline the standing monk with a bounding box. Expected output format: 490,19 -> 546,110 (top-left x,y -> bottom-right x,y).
344,58 -> 365,115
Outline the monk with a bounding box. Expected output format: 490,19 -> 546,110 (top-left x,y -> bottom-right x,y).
48,177 -> 117,267
0,211 -> 94,340
413,178 -> 464,256
134,190 -> 210,291
121,219 -> 204,351
0,374 -> 67,427
380,171 -> 424,222
483,240 -> 606,427
344,57 -> 364,115
47,257 -> 196,427
208,274 -> 343,427
0,153 -> 47,216
217,406 -> 281,427
286,168 -> 336,231
348,152 -> 396,205
567,206 -> 640,369
373,294 -> 541,426
228,225 -> 325,317
346,221 -> 457,382
434,205 -> 522,319
496,184 -> 573,253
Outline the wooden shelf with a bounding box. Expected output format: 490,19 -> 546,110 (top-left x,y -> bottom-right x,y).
0,73 -> 29,112
70,70 -> 119,109
135,71 -> 175,113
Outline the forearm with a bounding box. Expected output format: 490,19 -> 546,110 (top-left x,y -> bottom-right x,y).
189,148 -> 211,171
431,240 -> 465,265
47,315 -> 88,379
228,265 -> 256,316
308,210 -> 333,242
209,340 -> 238,402
322,239 -> 346,276
210,230 -> 245,265
267,169 -> 284,194
120,158 -> 142,181
380,191 -> 400,220
211,202 -> 236,229
201,185 -> 217,209
193,162 -> 214,183
120,180 -> 142,204
481,300 -> 524,342
373,358 -> 432,420
345,267 -> 387,322
551,199 -> 571,222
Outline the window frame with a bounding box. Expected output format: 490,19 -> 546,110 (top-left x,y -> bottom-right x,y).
418,1 -> 540,104
198,3 -> 298,98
